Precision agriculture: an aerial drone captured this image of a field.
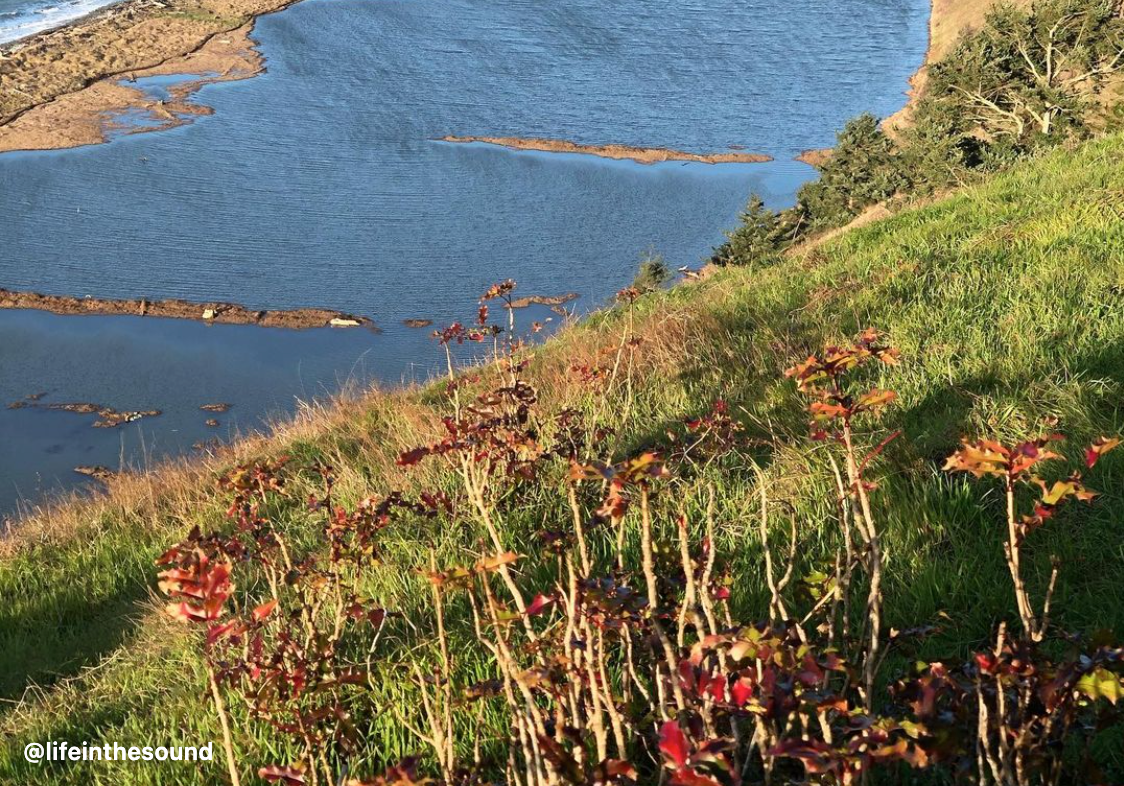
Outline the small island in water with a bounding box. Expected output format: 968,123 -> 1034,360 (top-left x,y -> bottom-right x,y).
439,135 -> 773,164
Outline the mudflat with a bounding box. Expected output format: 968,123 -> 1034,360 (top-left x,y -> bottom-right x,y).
0,287 -> 374,329
439,136 -> 773,165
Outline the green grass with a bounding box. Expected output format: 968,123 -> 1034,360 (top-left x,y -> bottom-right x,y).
1,134 -> 1123,784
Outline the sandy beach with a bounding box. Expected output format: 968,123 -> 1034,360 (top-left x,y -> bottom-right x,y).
0,0 -> 302,152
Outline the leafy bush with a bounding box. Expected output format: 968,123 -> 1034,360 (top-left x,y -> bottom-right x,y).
710,195 -> 786,267
631,252 -> 671,293
928,0 -> 1124,146
721,0 -> 1124,243
796,114 -> 906,229
157,283 -> 1123,786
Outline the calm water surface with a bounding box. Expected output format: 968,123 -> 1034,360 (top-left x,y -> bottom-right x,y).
0,0 -> 929,515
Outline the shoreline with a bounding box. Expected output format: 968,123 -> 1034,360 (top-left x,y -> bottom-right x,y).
439,135 -> 773,165
884,0 -> 1024,133
0,287 -> 374,329
0,24 -> 265,153
0,0 -> 959,156
0,0 -> 127,50
0,0 -> 307,153
795,148 -> 833,168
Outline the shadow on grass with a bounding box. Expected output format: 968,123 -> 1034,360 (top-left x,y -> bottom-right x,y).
0,574 -> 149,701
0,519 -> 165,703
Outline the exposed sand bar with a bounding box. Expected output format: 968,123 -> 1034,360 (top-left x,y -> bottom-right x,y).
439,136 -> 773,165
0,0 -> 305,153
0,288 -> 374,329
508,293 -> 579,309
795,148 -> 833,167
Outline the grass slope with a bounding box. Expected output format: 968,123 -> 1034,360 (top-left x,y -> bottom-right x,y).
1,133 -> 1123,784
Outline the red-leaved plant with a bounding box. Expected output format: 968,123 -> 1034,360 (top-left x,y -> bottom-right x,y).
155,297 -> 1123,786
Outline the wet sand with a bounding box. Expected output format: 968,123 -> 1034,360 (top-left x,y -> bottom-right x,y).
439,136 -> 773,165
0,0 -> 303,152
795,148 -> 833,167
0,287 -> 374,329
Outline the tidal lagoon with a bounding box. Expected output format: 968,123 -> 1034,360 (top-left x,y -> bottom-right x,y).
0,0 -> 930,514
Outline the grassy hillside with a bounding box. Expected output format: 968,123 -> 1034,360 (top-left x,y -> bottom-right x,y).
1,133 -> 1123,784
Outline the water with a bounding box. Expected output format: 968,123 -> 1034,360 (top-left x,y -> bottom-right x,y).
0,0 -> 930,516
0,0 -> 118,44
0,308 -> 439,517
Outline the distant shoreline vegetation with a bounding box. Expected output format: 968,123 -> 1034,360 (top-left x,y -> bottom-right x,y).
709,0 -> 1124,269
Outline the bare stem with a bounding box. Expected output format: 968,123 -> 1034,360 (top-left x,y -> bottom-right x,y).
207,664 -> 242,786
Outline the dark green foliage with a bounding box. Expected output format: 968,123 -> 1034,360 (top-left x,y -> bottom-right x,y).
710,194 -> 786,267
715,0 -> 1124,245
929,0 -> 1124,146
631,251 -> 671,293
795,114 -> 907,229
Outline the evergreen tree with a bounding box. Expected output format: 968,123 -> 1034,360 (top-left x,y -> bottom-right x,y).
711,194 -> 783,267
797,114 -> 906,228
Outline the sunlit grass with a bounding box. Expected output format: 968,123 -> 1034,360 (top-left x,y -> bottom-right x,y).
1,134 -> 1122,783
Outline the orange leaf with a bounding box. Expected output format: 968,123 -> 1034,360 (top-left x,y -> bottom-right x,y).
856,389 -> 897,411
259,764 -> 308,785
1087,436 -> 1121,468
253,599 -> 279,622
809,401 -> 849,421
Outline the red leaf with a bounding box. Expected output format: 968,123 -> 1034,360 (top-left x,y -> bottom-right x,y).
708,674 -> 727,703
1087,436 -> 1121,468
206,620 -> 245,646
525,593 -> 555,617
731,677 -> 753,708
396,447 -> 430,467
975,652 -> 997,675
658,721 -> 690,769
669,767 -> 725,786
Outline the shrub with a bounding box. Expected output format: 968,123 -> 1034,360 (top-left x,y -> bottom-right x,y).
710,195 -> 785,267
733,0 -> 1124,241
156,284 -> 1123,786
928,0 -> 1124,147
631,251 -> 671,293
796,114 -> 906,229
